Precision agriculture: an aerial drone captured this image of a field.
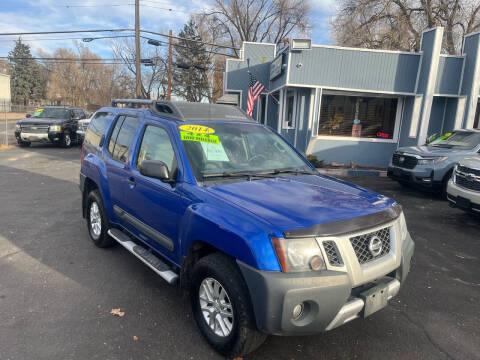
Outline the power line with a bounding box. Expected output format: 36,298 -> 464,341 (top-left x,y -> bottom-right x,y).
0,29 -> 134,37
0,35 -> 136,42
63,3 -> 134,7
141,30 -> 239,51
0,28 -> 238,54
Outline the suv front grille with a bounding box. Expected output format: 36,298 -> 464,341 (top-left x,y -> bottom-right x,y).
392,153 -> 417,169
322,241 -> 343,267
78,123 -> 89,132
21,124 -> 49,133
455,168 -> 480,191
457,165 -> 480,177
349,227 -> 391,264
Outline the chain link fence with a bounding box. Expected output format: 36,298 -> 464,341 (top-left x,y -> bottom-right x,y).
0,100 -> 39,147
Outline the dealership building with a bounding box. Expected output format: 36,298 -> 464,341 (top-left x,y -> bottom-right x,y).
222,27 -> 480,167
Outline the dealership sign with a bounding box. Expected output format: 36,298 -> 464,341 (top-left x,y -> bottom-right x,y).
270,54 -> 283,80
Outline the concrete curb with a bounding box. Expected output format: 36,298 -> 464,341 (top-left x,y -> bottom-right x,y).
317,168 -> 387,177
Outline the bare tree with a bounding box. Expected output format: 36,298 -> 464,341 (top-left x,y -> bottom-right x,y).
45,46 -> 131,107
332,0 -> 480,54
201,0 -> 311,56
112,38 -> 168,99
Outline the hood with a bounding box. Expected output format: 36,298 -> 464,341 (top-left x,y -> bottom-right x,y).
204,175 -> 396,233
458,157 -> 480,169
396,145 -> 473,157
17,117 -> 64,125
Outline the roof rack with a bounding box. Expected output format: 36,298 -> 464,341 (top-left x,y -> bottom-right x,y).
110,99 -> 254,123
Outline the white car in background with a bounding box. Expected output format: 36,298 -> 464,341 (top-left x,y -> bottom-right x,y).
76,115 -> 92,143
447,157 -> 480,214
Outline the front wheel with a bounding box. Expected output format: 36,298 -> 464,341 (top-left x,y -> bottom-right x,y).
60,132 -> 72,148
17,140 -> 31,147
191,253 -> 267,357
86,190 -> 115,248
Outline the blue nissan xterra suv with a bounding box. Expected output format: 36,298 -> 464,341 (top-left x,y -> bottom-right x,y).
80,99 -> 414,357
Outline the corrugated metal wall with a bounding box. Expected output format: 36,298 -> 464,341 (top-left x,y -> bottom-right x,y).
288,47 -> 421,93
225,43 -> 275,117
435,56 -> 463,94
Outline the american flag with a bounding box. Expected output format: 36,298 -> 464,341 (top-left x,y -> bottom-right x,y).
246,71 -> 265,116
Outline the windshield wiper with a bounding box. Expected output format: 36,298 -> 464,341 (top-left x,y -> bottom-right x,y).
270,168 -> 317,175
431,144 -> 454,148
202,171 -> 277,180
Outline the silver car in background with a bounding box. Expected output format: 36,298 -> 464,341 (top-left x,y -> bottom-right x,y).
76,115 -> 92,143
447,157 -> 480,214
387,130 -> 480,196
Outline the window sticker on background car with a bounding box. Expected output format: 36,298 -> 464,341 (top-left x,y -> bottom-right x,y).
200,142 -> 229,162
180,131 -> 220,145
179,124 -> 215,134
33,108 -> 44,116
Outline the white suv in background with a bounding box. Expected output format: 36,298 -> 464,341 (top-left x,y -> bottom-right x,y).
76,115 -> 92,143
447,157 -> 480,214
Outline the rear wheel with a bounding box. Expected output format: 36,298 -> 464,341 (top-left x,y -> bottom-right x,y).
86,190 -> 115,248
191,253 -> 267,357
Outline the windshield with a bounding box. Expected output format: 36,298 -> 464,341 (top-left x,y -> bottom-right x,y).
32,108 -> 70,119
178,123 -> 312,180
429,131 -> 480,149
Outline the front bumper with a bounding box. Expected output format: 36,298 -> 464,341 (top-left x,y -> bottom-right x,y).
238,232 -> 414,336
76,130 -> 86,139
387,166 -> 440,188
15,130 -> 62,143
447,180 -> 480,213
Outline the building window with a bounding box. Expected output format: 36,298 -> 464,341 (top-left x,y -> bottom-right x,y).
283,90 -> 296,129
318,94 -> 398,139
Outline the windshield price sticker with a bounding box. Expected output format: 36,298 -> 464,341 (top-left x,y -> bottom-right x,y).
180,131 -> 220,145
33,109 -> 44,116
179,125 -> 215,134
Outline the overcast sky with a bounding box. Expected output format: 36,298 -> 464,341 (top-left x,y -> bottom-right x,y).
0,0 -> 337,58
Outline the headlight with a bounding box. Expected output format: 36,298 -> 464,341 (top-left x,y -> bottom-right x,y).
434,156 -> 448,163
417,156 -> 447,165
49,125 -> 61,132
417,159 -> 433,165
398,212 -> 408,241
15,124 -> 21,130
272,237 -> 326,272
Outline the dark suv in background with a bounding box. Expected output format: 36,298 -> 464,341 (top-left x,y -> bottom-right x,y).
15,106 -> 87,147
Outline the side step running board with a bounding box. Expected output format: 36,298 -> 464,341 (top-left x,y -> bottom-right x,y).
108,229 -> 179,285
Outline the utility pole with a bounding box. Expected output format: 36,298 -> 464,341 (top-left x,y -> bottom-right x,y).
167,29 -> 172,100
135,0 -> 142,98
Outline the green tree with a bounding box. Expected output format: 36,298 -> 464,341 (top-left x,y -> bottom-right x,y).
173,20 -> 212,102
8,38 -> 46,104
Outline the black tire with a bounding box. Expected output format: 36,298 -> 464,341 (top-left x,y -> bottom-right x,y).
191,253 -> 267,357
440,170 -> 454,200
60,132 -> 72,148
17,140 -> 31,147
86,190 -> 115,248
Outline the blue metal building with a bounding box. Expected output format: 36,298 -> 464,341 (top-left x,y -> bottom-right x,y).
222,27 -> 480,167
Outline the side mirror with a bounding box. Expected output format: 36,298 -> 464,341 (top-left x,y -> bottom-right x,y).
139,160 -> 174,184
26,114 -> 31,118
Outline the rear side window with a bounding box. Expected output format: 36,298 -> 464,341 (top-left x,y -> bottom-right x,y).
84,112 -> 114,147
107,116 -> 139,163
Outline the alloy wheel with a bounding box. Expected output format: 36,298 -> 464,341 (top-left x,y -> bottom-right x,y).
199,277 -> 234,337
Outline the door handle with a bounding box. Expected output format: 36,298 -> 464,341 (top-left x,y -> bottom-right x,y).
126,177 -> 136,187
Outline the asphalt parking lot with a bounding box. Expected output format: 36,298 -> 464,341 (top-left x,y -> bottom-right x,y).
1,144 -> 479,360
